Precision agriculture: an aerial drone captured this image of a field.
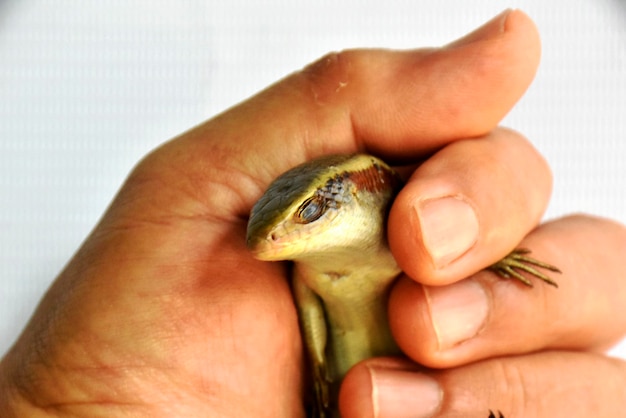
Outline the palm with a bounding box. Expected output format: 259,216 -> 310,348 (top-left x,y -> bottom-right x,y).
106,222 -> 305,417
4,172 -> 305,417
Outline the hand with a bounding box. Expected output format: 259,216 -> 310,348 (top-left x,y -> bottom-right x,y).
1,9 -> 624,418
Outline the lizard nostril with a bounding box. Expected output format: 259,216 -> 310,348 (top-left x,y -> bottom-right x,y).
269,232 -> 277,241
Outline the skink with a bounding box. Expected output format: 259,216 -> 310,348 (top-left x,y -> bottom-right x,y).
246,153 -> 559,417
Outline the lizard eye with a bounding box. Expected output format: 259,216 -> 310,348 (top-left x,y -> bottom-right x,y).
295,196 -> 327,224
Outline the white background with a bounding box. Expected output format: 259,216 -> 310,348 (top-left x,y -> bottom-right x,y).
1,0 -> 625,360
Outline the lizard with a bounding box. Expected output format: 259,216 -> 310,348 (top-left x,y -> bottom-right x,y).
246,153 -> 560,418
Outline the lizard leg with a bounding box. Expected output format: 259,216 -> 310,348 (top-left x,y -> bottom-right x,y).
489,248 -> 561,287
293,275 -> 332,418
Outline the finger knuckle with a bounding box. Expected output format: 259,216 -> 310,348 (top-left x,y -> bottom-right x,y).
300,50 -> 356,105
492,360 -> 533,415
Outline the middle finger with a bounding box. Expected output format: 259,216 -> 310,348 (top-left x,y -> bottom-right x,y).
389,214 -> 626,368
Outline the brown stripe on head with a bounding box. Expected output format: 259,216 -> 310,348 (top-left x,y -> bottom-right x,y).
346,162 -> 402,195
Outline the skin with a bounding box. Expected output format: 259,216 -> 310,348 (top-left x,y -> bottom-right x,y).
1,8 -> 626,418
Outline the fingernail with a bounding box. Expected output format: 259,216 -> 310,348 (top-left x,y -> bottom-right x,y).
416,196 -> 479,269
425,279 -> 488,350
369,366 -> 442,418
447,8 -> 513,47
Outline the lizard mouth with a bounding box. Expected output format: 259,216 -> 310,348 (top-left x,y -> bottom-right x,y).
248,239 -> 282,260
246,229 -> 293,261
247,224 -> 322,261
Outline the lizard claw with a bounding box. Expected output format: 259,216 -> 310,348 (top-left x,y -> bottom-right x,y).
489,248 -> 561,288
311,363 -> 332,418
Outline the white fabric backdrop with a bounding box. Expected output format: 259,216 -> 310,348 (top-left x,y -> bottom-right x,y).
1,1 -> 625,360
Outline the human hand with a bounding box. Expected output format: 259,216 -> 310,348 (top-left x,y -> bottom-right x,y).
1,9 -> 625,418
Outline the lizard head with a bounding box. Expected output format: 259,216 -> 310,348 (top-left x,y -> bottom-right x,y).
246,154 -> 401,263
